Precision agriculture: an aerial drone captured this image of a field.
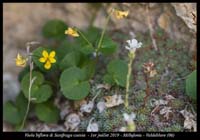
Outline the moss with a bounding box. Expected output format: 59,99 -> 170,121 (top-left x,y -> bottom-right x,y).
77,26 -> 194,132
161,123 -> 183,132
134,91 -> 146,103
79,119 -> 89,131
170,99 -> 185,109
136,114 -> 149,126
147,126 -> 158,132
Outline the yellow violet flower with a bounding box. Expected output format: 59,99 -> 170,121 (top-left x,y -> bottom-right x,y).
39,50 -> 56,70
15,53 -> 28,67
114,9 -> 129,19
65,27 -> 79,37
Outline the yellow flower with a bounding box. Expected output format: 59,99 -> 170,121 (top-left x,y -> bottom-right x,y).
39,50 -> 56,70
65,27 -> 79,37
114,9 -> 129,19
15,53 -> 28,67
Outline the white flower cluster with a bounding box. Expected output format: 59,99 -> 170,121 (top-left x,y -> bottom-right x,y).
125,39 -> 142,53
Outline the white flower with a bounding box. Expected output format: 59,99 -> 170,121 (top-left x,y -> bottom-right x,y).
125,39 -> 142,53
122,112 -> 137,132
123,112 -> 136,122
119,127 -> 127,132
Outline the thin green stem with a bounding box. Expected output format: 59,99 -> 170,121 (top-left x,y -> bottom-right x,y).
125,55 -> 134,108
96,12 -> 112,54
20,64 -> 32,131
20,45 -> 35,131
76,29 -> 93,48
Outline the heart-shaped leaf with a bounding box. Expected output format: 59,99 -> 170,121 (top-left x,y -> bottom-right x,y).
3,92 -> 27,125
35,101 -> 60,123
103,59 -> 128,87
99,37 -> 117,55
59,51 -> 81,70
3,101 -> 22,125
21,71 -> 53,103
60,67 -> 90,100
42,19 -> 67,40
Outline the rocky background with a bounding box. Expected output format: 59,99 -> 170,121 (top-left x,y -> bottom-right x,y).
3,3 -> 196,131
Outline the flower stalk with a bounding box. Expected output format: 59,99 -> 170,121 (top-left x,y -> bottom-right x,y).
96,10 -> 113,54
124,39 -> 142,108
76,29 -> 93,48
125,52 -> 135,108
19,42 -> 39,131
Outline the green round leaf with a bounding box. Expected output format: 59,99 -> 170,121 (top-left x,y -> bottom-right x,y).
21,71 -> 53,103
16,92 -> 28,119
3,101 -> 22,125
99,37 -> 117,55
80,44 -> 95,55
74,39 -> 95,55
186,70 -> 196,100
81,59 -> 95,80
60,67 -> 90,100
73,27 -> 100,55
31,85 -> 53,103
59,51 -> 81,70
35,101 -> 60,123
42,19 -> 67,40
104,59 -> 128,87
85,26 -> 101,43
32,47 -> 57,72
3,92 -> 28,126
56,40 -> 75,61
21,71 -> 44,93
103,74 -> 115,85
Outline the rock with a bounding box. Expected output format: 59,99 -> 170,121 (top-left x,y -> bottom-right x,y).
86,118 -> 99,132
80,101 -> 94,113
97,101 -> 106,113
3,73 -> 20,103
172,3 -> 196,33
65,113 -> 80,130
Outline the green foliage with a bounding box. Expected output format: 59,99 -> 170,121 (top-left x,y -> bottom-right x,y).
3,93 -> 27,125
56,40 -> 75,61
103,59 -> 128,87
74,26 -> 117,55
42,19 -> 67,40
75,39 -> 95,55
81,59 -> 96,80
35,101 -> 60,123
21,71 -> 53,103
186,70 -> 196,100
3,101 -> 22,125
32,47 -> 57,72
136,114 -> 148,126
8,12 -> 194,132
161,123 -> 183,132
147,126 -> 158,132
135,91 -> 146,103
59,51 -> 81,70
170,98 -> 185,109
99,37 -> 117,55
60,67 -> 90,100
103,74 -> 115,85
